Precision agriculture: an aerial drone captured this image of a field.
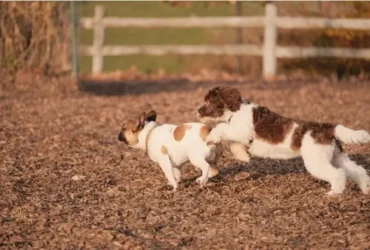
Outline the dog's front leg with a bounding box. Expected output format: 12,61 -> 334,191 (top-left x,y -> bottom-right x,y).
158,156 -> 178,191
229,142 -> 250,162
207,122 -> 247,144
206,123 -> 229,144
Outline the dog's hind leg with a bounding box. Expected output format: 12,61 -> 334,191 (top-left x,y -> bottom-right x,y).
301,134 -> 347,195
332,150 -> 370,194
158,156 -> 178,191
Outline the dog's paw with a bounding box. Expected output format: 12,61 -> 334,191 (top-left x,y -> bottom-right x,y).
359,182 -> 370,195
237,154 -> 250,163
167,181 -> 178,191
327,190 -> 343,196
196,176 -> 208,188
208,168 -> 219,178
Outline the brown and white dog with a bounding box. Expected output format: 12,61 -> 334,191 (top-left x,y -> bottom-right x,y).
118,110 -> 222,190
197,86 -> 370,195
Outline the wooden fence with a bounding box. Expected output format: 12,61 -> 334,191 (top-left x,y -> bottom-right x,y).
80,3 -> 370,80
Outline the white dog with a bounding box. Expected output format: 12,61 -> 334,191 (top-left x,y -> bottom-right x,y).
197,86 -> 370,195
118,110 -> 222,190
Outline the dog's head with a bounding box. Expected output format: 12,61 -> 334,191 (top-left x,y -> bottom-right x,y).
118,110 -> 157,147
197,86 -> 242,122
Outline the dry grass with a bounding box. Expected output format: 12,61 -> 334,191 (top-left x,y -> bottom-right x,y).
0,2 -> 70,73
1,74 -> 370,248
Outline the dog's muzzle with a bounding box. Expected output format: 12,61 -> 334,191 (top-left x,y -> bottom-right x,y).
118,132 -> 128,144
197,105 -> 207,117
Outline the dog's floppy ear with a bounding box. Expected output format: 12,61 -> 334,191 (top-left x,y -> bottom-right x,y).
205,86 -> 222,101
220,87 -> 242,112
146,110 -> 157,122
134,112 -> 146,131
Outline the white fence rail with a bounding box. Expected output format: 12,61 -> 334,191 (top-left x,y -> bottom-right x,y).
80,4 -> 370,80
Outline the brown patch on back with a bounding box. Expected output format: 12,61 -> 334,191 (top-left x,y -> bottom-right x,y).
161,145 -> 168,155
291,122 -> 336,150
252,106 -> 337,150
253,106 -> 294,144
174,124 -> 191,141
200,125 -> 212,142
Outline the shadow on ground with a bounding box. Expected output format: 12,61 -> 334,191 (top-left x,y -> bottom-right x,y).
215,153 -> 370,181
78,78 -> 252,96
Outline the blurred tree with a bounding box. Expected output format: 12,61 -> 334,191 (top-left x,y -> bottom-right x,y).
277,1 -> 370,79
0,2 -> 71,74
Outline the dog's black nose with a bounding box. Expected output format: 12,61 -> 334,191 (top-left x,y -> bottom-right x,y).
118,133 -> 124,142
197,106 -> 205,115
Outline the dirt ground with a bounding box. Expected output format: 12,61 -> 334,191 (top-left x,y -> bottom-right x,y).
1,73 -> 370,249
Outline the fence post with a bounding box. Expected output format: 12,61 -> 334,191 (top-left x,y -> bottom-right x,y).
92,5 -> 105,74
263,2 -> 277,81
235,1 -> 243,73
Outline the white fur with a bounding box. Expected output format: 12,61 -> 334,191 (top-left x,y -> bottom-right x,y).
335,124 -> 370,144
205,104 -> 256,145
133,122 -> 220,190
204,102 -> 370,195
229,142 -> 251,162
301,133 -> 347,195
332,150 -> 370,194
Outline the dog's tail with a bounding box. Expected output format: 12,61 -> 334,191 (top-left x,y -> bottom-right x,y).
335,124 -> 370,145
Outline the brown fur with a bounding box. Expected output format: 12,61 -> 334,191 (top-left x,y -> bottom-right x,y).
199,125 -> 212,142
291,121 -> 336,150
206,86 -> 242,112
161,145 -> 168,155
252,106 -> 337,150
173,124 -> 191,141
197,86 -> 242,119
252,106 -> 294,144
124,120 -> 137,131
146,110 -> 157,122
